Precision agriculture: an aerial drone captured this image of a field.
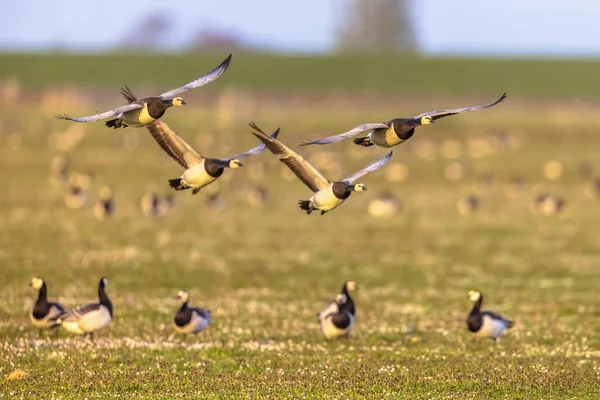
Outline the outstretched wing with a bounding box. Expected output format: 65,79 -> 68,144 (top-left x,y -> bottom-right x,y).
250,122 -> 329,193
343,151 -> 393,184
144,120 -> 204,168
55,103 -> 143,123
158,54 -> 233,100
412,92 -> 507,121
120,85 -> 138,104
299,123 -> 390,146
223,127 -> 280,161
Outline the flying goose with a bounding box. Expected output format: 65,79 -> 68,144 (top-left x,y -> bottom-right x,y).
29,277 -> 65,336
56,54 -> 232,129
319,293 -> 355,339
317,280 -> 358,322
144,120 -> 279,195
173,290 -> 212,335
300,93 -> 507,148
467,290 -> 513,343
54,277 -> 113,340
250,122 -> 392,215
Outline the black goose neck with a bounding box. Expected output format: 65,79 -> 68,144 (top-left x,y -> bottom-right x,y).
470,296 -> 483,314
36,282 -> 48,304
98,283 -> 113,316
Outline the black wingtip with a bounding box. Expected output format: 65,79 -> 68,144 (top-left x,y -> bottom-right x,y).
298,139 -> 313,147
270,128 -> 281,139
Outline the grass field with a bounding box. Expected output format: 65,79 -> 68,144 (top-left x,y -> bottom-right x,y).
3,52 -> 600,98
1,54 -> 600,398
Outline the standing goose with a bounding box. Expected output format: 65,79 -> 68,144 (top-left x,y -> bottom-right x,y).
54,277 -> 113,340
144,120 -> 279,195
173,290 -> 212,336
250,122 -> 392,215
300,93 -> 507,148
317,280 -> 358,321
29,277 -> 65,336
55,54 -> 232,129
319,293 -> 355,339
467,290 -> 513,343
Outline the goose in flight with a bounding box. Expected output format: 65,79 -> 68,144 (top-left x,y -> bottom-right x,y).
250,122 -> 392,215
300,93 -> 507,148
145,120 -> 278,195
56,54 -> 232,129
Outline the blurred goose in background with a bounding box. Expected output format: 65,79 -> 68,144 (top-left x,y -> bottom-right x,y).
250,122 -> 392,215
585,177 -> 600,199
29,277 -> 65,337
317,280 -> 358,322
49,154 -> 69,187
300,93 -> 506,148
503,176 -> 525,199
457,194 -> 480,216
368,192 -> 402,219
63,175 -> 88,210
55,54 -> 232,128
530,191 -> 566,216
145,120 -> 278,195
319,293 -> 355,339
173,290 -> 212,336
54,277 -> 113,340
93,186 -> 115,220
467,290 -> 513,343
578,161 -> 595,179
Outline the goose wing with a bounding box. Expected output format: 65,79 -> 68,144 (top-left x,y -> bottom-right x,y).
145,120 -> 204,168
250,122 -> 329,193
57,303 -> 101,322
299,123 -> 390,146
343,151 -> 393,184
482,311 -> 513,327
158,54 -> 233,100
223,128 -> 280,161
412,93 -> 507,121
55,103 -> 143,123
191,307 -> 212,321
317,300 -> 337,321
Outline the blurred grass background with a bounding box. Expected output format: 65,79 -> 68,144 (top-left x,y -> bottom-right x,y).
4,53 -> 600,98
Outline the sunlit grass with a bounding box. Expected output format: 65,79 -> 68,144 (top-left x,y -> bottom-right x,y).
1,90 -> 600,398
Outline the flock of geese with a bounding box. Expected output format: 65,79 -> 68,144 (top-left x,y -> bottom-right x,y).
33,53 -> 514,343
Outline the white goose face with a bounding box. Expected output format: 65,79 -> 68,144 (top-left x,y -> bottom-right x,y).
421,116 -> 435,125
30,277 -> 44,290
354,183 -> 367,192
101,277 -> 110,287
468,290 -> 482,302
336,293 -> 347,304
177,290 -> 189,302
229,159 -> 243,169
346,281 -> 358,292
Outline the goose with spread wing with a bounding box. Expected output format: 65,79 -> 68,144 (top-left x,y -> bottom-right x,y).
300,93 -> 507,148
250,122 -> 392,215
56,54 -> 232,129
145,120 -> 279,195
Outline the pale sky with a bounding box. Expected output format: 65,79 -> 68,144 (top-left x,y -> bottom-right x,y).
0,0 -> 599,56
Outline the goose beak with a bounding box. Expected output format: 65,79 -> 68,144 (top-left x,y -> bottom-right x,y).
181,100 -> 187,105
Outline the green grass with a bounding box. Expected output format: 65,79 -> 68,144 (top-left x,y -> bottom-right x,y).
1,90 -> 600,398
2,52 -> 600,98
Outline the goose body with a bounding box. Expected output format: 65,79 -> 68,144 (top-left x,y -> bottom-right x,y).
300,93 -> 507,148
317,280 -> 357,321
467,290 -> 513,342
173,290 -> 212,335
56,54 -> 232,128
29,277 -> 65,333
320,293 -> 355,339
142,120 -> 278,195
55,277 -> 113,340
250,122 -> 392,215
